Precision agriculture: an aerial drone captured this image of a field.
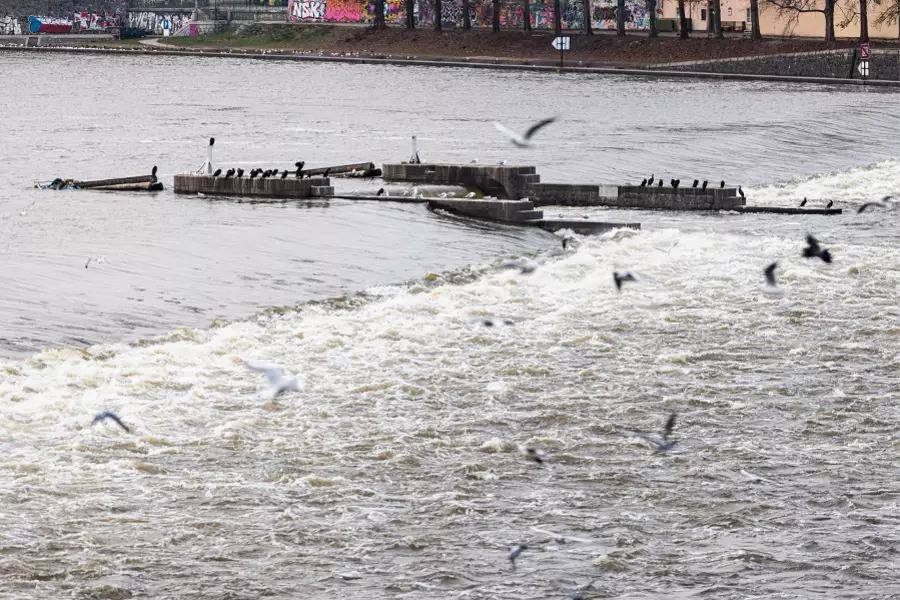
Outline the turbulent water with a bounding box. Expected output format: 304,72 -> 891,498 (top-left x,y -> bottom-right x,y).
1,51 -> 900,599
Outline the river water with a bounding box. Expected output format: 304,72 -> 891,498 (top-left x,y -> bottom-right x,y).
1,51 -> 899,599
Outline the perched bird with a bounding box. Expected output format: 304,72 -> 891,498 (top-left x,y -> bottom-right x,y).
631,413 -> 679,454
802,234 -> 832,263
498,160 -> 508,165
295,161 -> 305,171
826,200 -> 833,208
493,117 -> 557,148
236,168 -> 244,178
250,170 -> 259,179
613,270 -> 638,292
799,197 -> 807,207
262,170 -> 271,178
702,180 -> 708,190
212,168 -> 222,177
762,261 -> 784,296
738,186 -> 745,199
323,168 -> 331,178
151,165 -> 158,178
657,180 -> 663,187
857,195 -> 898,213
464,192 -> 476,198
224,168 -> 235,179
647,174 -> 655,186
692,179 -> 699,188
720,181 -> 725,188
92,411 -> 130,433
639,178 -> 647,187
508,544 -> 527,570
376,188 -> 385,196
209,137 -> 215,147
672,179 -> 680,189
281,170 -> 289,179
244,360 -> 304,400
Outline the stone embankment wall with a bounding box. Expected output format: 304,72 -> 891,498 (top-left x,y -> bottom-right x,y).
651,48 -> 900,81
1,0 -> 126,34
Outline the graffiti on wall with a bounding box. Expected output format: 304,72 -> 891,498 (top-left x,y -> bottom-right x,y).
289,0 -> 652,28
126,12 -> 189,34
0,15 -> 23,35
74,12 -> 123,31
28,16 -> 73,34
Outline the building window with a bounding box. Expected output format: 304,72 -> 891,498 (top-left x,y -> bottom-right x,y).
727,7 -> 732,15
701,8 -> 707,20
746,7 -> 752,21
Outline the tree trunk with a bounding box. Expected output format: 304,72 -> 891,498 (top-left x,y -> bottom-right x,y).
707,0 -> 713,31
616,0 -> 625,35
750,0 -> 761,38
463,0 -> 471,29
712,0 -> 722,37
375,0 -> 385,28
647,0 -> 658,36
584,0 -> 593,34
677,0 -> 688,37
523,0 -> 531,31
407,0 -> 415,27
434,0 -> 442,30
554,0 -> 562,35
493,0 -> 501,31
824,0 -> 835,40
859,0 -> 869,42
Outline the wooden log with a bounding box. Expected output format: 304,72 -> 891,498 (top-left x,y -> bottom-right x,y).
91,181 -> 164,192
300,162 -> 375,177
74,174 -> 157,188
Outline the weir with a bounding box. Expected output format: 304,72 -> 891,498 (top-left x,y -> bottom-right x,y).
173,174 -> 334,198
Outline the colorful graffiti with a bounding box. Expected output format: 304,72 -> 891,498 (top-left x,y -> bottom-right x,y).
28,16 -> 73,34
74,12 -> 123,31
126,12 -> 190,34
289,0 -> 652,28
0,15 -> 23,35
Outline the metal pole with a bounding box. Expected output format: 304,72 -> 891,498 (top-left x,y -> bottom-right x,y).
559,47 -> 563,71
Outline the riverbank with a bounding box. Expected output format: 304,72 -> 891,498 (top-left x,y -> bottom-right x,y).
116,26 -> 893,68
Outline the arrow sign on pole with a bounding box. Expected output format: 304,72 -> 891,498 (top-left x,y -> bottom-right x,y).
552,37 -> 571,51
858,60 -> 869,77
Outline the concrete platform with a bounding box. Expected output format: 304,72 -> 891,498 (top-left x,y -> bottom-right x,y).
174,174 -> 333,199
527,183 -> 746,211
383,163 -> 538,200
733,206 -> 842,215
427,198 -> 542,222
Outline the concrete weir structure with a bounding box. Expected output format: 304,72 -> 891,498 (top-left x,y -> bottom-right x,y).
173,174 -> 334,199
527,183 -> 747,211
383,163 -> 539,200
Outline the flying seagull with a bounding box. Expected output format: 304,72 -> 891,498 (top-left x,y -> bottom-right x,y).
559,579 -> 599,600
762,261 -> 784,296
92,411 -> 130,433
613,270 -> 638,292
508,544 -> 528,570
493,117 -> 557,148
85,256 -> 106,269
244,360 -> 304,399
630,413 -> 679,454
857,195 -> 898,213
802,234 -> 832,263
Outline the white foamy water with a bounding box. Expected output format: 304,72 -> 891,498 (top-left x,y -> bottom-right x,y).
2,52 -> 900,599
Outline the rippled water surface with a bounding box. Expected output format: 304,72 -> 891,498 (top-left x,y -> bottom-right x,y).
1,51 -> 900,599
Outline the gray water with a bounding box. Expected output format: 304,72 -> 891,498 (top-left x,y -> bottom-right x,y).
1,51 -> 900,600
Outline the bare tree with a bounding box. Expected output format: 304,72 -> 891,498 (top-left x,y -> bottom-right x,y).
375,0 -> 385,28
678,0 -> 689,36
763,0 -> 837,40
493,0 -> 501,30
406,0 -> 415,28
872,0 -> 898,38
554,0 -> 562,35
750,0 -> 762,38
839,0 -> 870,41
647,0 -> 659,35
712,0 -> 723,36
435,0 -> 442,29
584,0 -> 593,33
463,0 -> 471,29
617,0 -> 626,34
523,0 -> 532,31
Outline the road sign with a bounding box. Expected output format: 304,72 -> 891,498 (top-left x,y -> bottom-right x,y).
552,37 -> 570,51
858,60 -> 869,78
163,19 -> 170,36
860,43 -> 870,59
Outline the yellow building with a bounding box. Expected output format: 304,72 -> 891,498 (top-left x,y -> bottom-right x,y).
661,0 -> 898,39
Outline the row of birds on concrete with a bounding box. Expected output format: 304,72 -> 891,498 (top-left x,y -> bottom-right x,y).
209,161 -> 332,181
638,174 -> 747,199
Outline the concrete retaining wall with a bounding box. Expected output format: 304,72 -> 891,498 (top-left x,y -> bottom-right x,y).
383,163 -> 539,200
174,174 -> 333,198
651,48 -> 900,82
527,182 -> 746,211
